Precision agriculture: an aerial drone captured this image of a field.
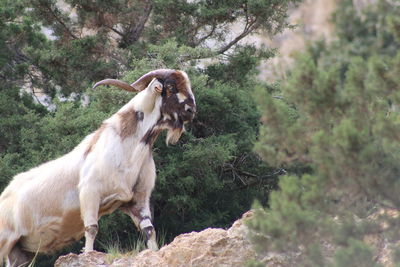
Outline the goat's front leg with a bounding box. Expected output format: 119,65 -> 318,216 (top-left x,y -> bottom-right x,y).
79,185 -> 100,252
120,157 -> 158,251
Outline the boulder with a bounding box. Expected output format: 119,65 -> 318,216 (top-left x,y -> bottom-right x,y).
55,211 -> 259,267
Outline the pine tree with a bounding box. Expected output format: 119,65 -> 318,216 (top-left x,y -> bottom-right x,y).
248,1 -> 400,266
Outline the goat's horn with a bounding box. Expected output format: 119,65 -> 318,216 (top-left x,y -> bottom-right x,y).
93,79 -> 138,92
130,69 -> 175,91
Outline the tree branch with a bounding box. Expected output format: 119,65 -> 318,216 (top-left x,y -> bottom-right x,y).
104,25 -> 125,37
39,2 -> 77,39
193,23 -> 217,46
123,0 -> 153,45
217,18 -> 260,54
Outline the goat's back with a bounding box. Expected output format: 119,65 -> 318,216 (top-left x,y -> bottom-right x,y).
0,145 -> 86,254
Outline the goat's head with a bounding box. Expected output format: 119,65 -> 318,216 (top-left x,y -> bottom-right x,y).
93,69 -> 196,144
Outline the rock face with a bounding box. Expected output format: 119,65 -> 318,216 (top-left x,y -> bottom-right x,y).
253,0 -> 381,81
55,211 -> 258,267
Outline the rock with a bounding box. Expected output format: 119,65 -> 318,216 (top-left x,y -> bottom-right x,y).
55,211 -> 259,267
55,251 -> 109,267
55,208 -> 400,267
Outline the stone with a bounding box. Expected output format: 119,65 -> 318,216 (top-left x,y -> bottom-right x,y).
55,211 -> 259,267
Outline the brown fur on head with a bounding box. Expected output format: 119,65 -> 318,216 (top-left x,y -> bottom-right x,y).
157,70 -> 196,145
93,69 -> 196,145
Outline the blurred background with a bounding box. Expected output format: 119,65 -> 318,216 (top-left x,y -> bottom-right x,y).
1,0 -> 399,265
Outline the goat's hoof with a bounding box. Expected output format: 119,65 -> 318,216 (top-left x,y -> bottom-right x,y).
81,247 -> 95,253
147,239 -> 159,251
142,226 -> 154,241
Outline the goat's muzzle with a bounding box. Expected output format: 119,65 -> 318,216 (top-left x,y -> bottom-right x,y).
181,104 -> 196,122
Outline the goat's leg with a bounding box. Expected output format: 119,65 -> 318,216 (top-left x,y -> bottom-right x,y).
120,157 -> 158,251
6,243 -> 33,267
79,186 -> 100,252
0,230 -> 20,267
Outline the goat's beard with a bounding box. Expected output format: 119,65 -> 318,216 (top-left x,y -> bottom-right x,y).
166,126 -> 185,145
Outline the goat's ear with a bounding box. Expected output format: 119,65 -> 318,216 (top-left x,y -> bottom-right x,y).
154,84 -> 163,93
148,78 -> 163,93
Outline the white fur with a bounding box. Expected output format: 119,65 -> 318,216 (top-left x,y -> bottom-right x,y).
0,79 -> 168,264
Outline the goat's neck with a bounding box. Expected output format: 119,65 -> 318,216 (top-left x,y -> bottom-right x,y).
137,96 -> 163,136
114,93 -> 162,142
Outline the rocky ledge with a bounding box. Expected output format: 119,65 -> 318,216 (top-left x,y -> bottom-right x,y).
55,211 -> 261,267
55,209 -> 400,267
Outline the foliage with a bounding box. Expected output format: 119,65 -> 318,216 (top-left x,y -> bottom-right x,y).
1,0 -> 302,95
249,0 -> 400,266
0,0 -> 301,266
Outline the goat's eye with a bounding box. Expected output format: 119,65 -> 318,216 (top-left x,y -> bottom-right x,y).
166,83 -> 175,92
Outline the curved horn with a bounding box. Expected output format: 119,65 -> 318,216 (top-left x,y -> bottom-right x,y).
130,69 -> 175,91
93,79 -> 138,92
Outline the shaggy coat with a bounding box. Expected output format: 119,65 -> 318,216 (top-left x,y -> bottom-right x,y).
0,69 -> 195,267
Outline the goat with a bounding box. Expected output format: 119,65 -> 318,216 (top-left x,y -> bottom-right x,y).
0,69 -> 196,267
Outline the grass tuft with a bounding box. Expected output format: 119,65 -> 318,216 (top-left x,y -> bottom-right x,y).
99,227 -> 168,264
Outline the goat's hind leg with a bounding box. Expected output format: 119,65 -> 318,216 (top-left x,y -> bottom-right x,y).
0,235 -> 32,267
6,243 -> 33,267
0,230 -> 19,267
